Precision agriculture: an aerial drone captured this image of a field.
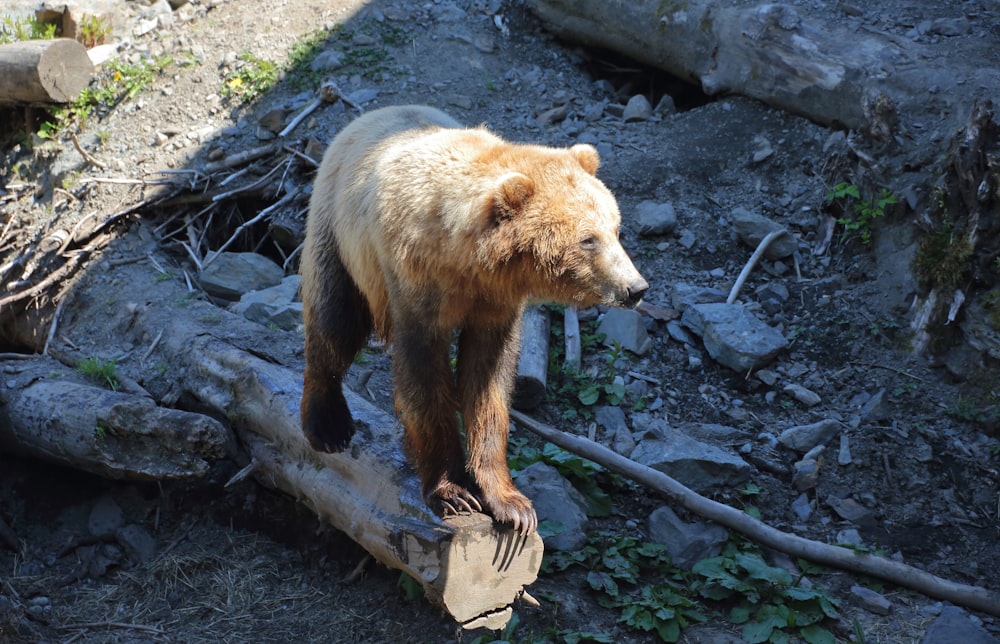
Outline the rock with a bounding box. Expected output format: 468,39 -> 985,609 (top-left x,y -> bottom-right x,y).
827,496 -> 876,527
345,88 -> 379,105
612,425 -> 636,456
536,104 -> 568,126
835,528 -> 863,547
622,94 -> 652,122
850,585 -> 892,615
838,433 -> 852,465
648,505 -> 728,569
681,303 -> 788,372
310,50 -> 344,71
653,94 -> 676,117
199,252 -> 284,301
751,135 -> 773,163
116,524 -> 157,563
730,207 -> 798,259
231,275 -> 302,330
860,389 -> 890,423
597,308 -> 652,355
635,200 -> 677,236
792,458 -> 820,491
921,606 -> 999,644
88,495 -> 124,538
777,419 -> 841,453
670,282 -> 726,312
791,493 -> 812,521
594,405 -> 627,436
783,383 -> 821,407
930,18 -> 972,37
666,319 -> 699,346
631,432 -> 752,491
516,462 -> 589,551
677,229 -> 697,250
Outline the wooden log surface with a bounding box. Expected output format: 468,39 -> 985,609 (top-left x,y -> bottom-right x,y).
0,39 -> 93,105
524,0 -> 999,134
0,355 -> 228,480
513,305 -> 550,410
0,250 -> 542,629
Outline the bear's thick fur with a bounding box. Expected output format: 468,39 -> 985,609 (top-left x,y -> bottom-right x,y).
300,105 -> 647,533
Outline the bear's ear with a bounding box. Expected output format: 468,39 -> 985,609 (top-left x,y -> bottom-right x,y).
570,144 -> 600,175
492,172 -> 535,222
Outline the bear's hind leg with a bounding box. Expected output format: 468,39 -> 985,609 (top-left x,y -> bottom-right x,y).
301,247 -> 373,453
393,318 -> 482,516
457,315 -> 537,535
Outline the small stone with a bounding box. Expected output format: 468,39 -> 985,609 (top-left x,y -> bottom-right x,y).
838,433 -> 852,465
792,458 -> 820,491
850,585 -> 892,615
783,383 -> 821,406
89,496 -> 124,538
827,496 -> 875,527
751,135 -> 773,163
622,94 -> 652,122
635,200 -> 677,236
777,419 -> 841,453
791,493 -> 812,521
597,309 -> 652,355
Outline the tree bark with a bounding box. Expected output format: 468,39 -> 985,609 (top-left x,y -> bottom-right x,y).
524,0 -> 997,134
0,39 -> 93,105
513,306 -> 550,410
0,252 -> 542,629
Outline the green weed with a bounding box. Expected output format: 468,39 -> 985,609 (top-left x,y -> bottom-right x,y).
221,52 -> 278,103
825,182 -> 897,245
77,14 -> 111,48
0,14 -> 57,43
78,356 -> 119,391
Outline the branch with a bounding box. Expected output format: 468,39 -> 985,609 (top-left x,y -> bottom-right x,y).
509,409 -> 1000,617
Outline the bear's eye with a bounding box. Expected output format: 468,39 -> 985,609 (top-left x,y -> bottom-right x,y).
580,236 -> 599,251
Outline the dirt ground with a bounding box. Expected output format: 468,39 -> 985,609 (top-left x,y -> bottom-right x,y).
1,0 -> 999,642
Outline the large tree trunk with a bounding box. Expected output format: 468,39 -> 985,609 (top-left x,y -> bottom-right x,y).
0,243 -> 542,630
524,0 -> 997,134
0,39 -> 93,105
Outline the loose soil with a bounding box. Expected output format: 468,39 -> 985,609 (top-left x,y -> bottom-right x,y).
1,0 -> 998,642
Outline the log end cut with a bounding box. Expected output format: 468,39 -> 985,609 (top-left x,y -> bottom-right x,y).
0,39 -> 93,105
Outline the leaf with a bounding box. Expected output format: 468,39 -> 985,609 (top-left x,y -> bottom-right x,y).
587,571 -> 619,598
742,619 -> 776,644
655,618 -> 681,642
800,625 -> 837,644
537,520 -> 565,539
735,552 -> 792,585
729,604 -> 752,624
578,385 -> 601,406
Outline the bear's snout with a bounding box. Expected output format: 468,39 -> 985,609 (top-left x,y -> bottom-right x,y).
622,276 -> 649,308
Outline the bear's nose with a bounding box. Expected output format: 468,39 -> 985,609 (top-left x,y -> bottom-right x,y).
624,277 -> 649,307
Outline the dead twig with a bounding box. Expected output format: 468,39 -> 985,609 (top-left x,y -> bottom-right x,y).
727,229 -> 787,304
202,191 -> 297,268
509,408 -> 1000,618
70,132 -> 107,169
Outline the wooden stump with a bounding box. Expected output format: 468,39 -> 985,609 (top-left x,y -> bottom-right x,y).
0,39 -> 93,105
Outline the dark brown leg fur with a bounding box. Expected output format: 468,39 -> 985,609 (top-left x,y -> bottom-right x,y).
300,246 -> 372,452
393,309 -> 482,516
457,314 -> 537,534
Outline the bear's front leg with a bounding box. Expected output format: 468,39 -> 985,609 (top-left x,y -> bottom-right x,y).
458,315 -> 538,535
393,321 -> 483,517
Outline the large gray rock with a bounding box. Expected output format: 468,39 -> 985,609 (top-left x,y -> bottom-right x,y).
231,275 -> 302,330
648,505 -> 729,569
516,462 -> 589,551
631,431 -> 752,491
597,308 -> 652,355
635,200 -> 677,236
681,303 -> 788,372
670,282 -> 726,312
199,252 -> 284,301
730,207 -> 799,259
777,419 -> 841,453
921,606 -> 999,644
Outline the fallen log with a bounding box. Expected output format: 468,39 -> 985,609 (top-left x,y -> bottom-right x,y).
513,305 -> 550,410
0,354 -> 228,480
0,249 -> 542,629
524,0 -> 997,134
509,408 -> 1000,618
0,39 -> 93,105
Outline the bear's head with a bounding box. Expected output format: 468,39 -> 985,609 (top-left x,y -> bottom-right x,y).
478,143 -> 648,309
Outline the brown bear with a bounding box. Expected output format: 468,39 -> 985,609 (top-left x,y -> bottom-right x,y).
300,105 -> 647,534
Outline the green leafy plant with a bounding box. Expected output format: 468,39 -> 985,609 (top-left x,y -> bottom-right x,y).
825,182 -> 897,244
77,14 -> 111,48
547,532 -> 707,642
691,545 -> 839,644
508,440 -> 612,518
221,52 -> 278,103
94,425 -> 107,440
78,356 -> 120,391
0,14 -> 57,43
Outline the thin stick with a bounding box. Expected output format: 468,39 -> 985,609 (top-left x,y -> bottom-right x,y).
726,229 -> 787,304
509,408 -> 1000,617
279,98 -> 322,137
70,132 -> 107,169
43,296 -> 67,356
283,144 -> 319,168
141,328 -> 164,364
58,621 -> 164,635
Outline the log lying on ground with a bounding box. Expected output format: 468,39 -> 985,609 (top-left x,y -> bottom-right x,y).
513,306 -> 550,410
510,409 -> 1000,618
0,39 -> 93,105
0,253 -> 542,629
0,354 -> 228,480
525,0 -> 998,133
